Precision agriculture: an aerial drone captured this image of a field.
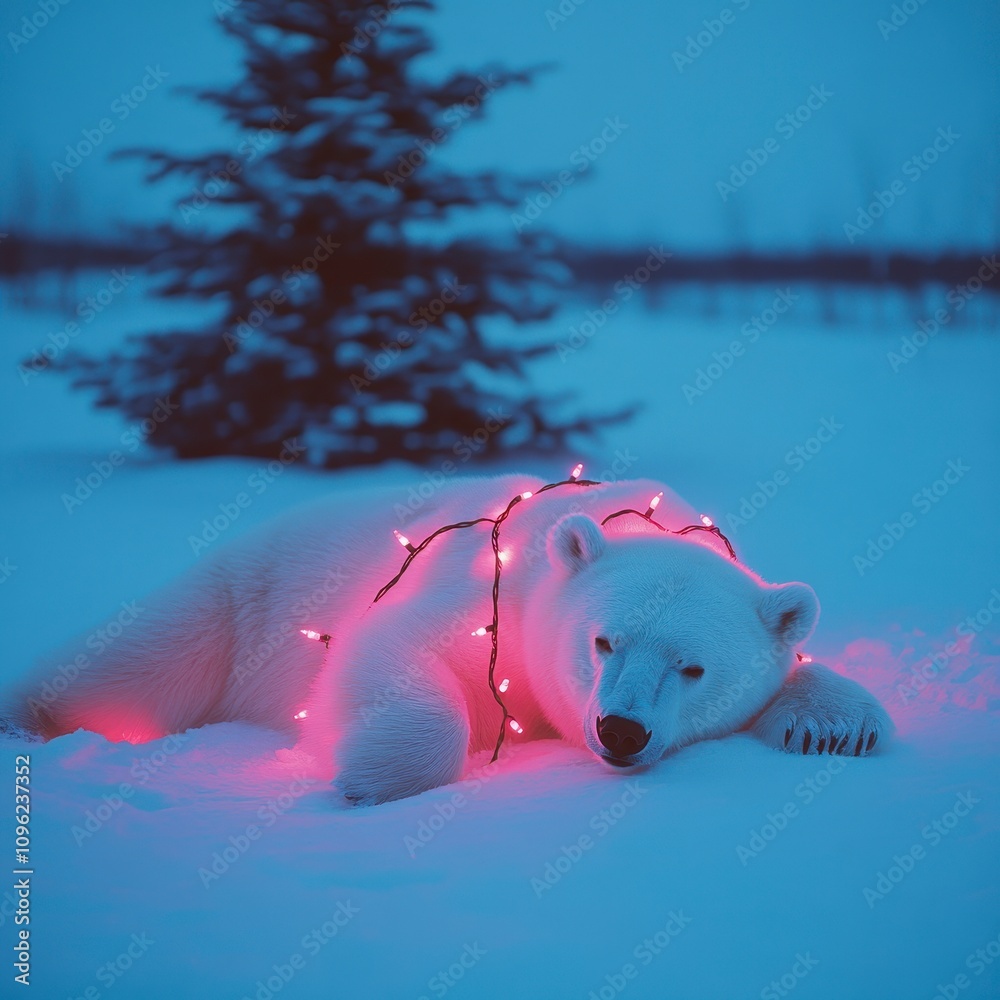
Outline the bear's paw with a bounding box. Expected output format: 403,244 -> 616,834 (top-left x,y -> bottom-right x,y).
750,663 -> 893,757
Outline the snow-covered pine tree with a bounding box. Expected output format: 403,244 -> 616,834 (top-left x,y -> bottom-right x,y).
67,0 -> 604,467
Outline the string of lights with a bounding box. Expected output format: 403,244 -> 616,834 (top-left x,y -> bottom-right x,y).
598,491 -> 738,560
297,464 -> 809,760
369,463 -> 602,760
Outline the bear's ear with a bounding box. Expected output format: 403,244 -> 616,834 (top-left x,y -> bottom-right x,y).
548,515 -> 606,573
757,582 -> 819,649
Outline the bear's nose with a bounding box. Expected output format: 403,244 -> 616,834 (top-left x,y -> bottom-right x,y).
596,715 -> 651,759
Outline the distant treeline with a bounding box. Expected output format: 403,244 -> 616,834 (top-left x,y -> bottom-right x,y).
0,232 -> 148,274
563,247 -> 999,295
0,231 -> 996,297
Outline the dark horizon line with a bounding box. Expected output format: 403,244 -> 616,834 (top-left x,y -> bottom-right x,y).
0,230 -> 996,294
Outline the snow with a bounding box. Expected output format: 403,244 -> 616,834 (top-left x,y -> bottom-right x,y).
2,275 -> 999,998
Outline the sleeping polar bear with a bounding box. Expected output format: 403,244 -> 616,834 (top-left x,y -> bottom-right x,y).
3,474 -> 892,804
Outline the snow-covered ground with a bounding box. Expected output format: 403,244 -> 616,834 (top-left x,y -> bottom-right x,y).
1,274 -> 998,999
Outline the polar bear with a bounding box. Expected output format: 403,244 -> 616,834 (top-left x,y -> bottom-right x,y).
3,474 -> 892,805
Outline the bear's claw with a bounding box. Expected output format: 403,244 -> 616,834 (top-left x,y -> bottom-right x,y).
778,721 -> 881,756
750,663 -> 893,759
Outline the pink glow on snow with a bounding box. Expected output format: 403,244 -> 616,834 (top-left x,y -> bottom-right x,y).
73,703 -> 162,745
812,626 -> 999,736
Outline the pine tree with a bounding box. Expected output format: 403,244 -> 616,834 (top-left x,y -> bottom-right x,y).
66,0 -> 607,467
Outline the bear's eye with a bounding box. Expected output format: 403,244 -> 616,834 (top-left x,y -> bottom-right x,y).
681,665 -> 705,680
594,636 -> 613,655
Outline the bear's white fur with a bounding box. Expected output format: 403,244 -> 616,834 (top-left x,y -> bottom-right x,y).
3,475 -> 892,804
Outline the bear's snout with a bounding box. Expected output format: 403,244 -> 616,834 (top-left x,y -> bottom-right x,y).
596,715 -> 652,764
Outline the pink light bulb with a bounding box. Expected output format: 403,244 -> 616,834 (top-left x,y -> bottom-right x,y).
293,709 -> 308,720
700,514 -> 714,527
509,719 -> 523,734
520,491 -> 533,500
300,629 -> 321,640
471,626 -> 488,637
499,678 -> 510,693
570,463 -> 584,480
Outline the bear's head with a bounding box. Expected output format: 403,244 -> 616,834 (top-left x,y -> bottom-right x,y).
522,514 -> 819,769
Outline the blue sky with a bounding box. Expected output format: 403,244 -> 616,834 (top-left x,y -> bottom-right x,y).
3,0 -> 997,252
